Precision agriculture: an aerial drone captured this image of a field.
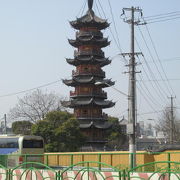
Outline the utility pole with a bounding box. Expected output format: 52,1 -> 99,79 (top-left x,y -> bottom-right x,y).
168,96 -> 176,144
121,7 -> 143,168
4,114 -> 7,134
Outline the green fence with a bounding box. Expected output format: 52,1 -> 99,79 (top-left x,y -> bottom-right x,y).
1,151 -> 180,170
0,152 -> 180,179
0,160 -> 179,179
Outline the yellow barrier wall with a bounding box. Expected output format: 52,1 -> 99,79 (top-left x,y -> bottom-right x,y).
45,150 -> 180,169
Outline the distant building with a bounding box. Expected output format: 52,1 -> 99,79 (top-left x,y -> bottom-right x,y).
0,127 -> 13,134
136,137 -> 166,151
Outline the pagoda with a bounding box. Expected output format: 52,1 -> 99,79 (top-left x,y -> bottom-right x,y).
63,0 -> 115,149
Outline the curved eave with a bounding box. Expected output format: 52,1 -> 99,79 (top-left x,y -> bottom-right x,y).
62,77 -> 96,86
68,38 -> 110,48
70,10 -> 109,30
66,57 -> 111,67
63,99 -> 115,108
70,21 -> 109,31
70,21 -> 109,30
79,121 -> 112,129
77,117 -> 108,121
63,77 -> 114,87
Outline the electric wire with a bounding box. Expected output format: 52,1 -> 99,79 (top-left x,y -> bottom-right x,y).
137,73 -> 164,108
0,80 -> 61,98
137,86 -> 162,115
144,24 -> 176,96
138,79 -> 180,82
107,0 -> 123,53
136,55 -> 168,105
94,0 -> 103,18
136,25 -> 179,104
144,23 -> 180,106
138,110 -> 164,116
137,26 -> 171,99
144,11 -> 180,19
147,57 -> 180,63
77,0 -> 87,17
146,16 -> 180,24
144,13 -> 180,21
143,11 -> 180,24
135,35 -> 169,104
96,0 -> 126,63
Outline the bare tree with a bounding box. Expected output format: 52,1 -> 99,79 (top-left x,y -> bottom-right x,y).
156,107 -> 180,143
9,89 -> 67,123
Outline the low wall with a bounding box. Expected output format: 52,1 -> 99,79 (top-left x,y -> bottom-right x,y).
45,150 -> 180,171
45,151 -> 151,169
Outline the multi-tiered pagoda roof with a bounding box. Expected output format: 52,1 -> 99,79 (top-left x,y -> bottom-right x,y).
62,0 -> 115,148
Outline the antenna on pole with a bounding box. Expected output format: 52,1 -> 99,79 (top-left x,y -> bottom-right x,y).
88,0 -> 93,10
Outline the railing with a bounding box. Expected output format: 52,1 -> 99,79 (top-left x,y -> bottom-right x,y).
76,112 -> 108,119
76,31 -> 103,38
72,69 -> 105,77
74,50 -> 104,57
70,90 -> 107,98
0,158 -> 180,179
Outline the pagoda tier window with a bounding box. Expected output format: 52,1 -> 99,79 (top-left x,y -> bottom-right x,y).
82,109 -> 88,115
77,65 -> 100,72
74,108 -> 102,117
75,86 -> 103,95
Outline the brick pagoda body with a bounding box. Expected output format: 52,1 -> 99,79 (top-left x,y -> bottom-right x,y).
63,0 -> 115,150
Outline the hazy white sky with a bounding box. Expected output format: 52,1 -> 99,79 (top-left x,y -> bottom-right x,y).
0,0 -> 179,124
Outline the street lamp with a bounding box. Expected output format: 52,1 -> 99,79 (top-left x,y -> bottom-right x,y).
95,81 -> 136,168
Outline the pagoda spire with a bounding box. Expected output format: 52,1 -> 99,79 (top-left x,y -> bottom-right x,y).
88,0 -> 93,10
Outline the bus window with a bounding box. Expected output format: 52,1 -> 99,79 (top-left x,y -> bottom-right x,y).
23,140 -> 43,148
0,138 -> 19,148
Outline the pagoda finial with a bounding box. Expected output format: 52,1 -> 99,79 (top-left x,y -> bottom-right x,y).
88,0 -> 93,10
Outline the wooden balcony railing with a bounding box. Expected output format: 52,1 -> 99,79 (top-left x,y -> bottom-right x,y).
74,50 -> 104,57
76,31 -> 103,38
76,113 -> 108,119
70,91 -> 107,98
72,69 -> 105,77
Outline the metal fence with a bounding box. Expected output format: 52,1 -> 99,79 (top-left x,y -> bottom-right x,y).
1,151 -> 180,169
0,160 -> 179,179
0,152 -> 180,179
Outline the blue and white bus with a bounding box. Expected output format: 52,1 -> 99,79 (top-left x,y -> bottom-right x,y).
0,135 -> 44,167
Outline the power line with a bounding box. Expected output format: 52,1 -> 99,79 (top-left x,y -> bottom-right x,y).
137,74 -> 164,108
137,110 -> 164,116
144,24 -> 176,96
0,79 -> 61,98
144,11 -> 180,24
145,13 -> 180,21
146,57 -> 180,63
96,0 -> 125,57
77,0 -> 87,17
137,85 -> 162,115
144,11 -> 180,19
137,26 -> 171,98
147,16 -> 180,24
94,0 -> 103,17
138,79 -> 180,82
135,33 -> 169,104
107,0 -> 123,53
